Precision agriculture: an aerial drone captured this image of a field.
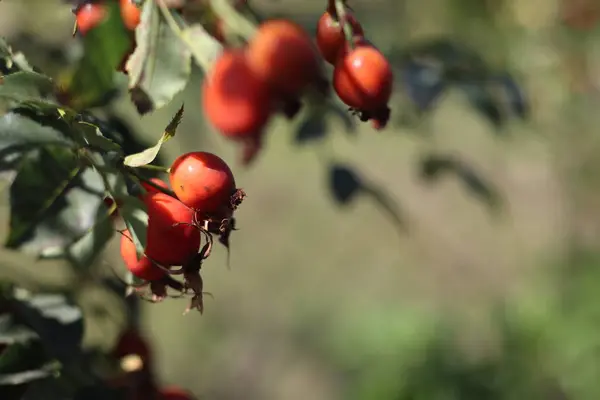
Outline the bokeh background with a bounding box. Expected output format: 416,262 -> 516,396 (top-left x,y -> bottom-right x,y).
2,0 -> 600,398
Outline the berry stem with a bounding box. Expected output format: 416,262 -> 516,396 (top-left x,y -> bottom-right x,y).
135,163 -> 170,173
125,166 -> 178,198
334,0 -> 355,49
209,0 -> 257,39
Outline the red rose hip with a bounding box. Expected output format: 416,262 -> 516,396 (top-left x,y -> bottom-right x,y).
169,151 -> 236,213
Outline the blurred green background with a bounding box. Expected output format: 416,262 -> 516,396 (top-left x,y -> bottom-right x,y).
2,0 -> 600,398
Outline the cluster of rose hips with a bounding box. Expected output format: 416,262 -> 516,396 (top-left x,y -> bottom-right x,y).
107,151 -> 244,314
316,0 -> 393,129
108,327 -> 197,399
202,0 -> 394,163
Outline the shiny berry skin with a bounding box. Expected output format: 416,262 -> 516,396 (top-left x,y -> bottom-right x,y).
246,19 -> 320,96
120,230 -> 165,281
202,50 -> 271,138
144,192 -> 200,266
316,11 -> 363,64
120,0 -> 141,31
169,152 -> 236,213
75,3 -> 107,35
159,386 -> 197,400
333,46 -> 393,111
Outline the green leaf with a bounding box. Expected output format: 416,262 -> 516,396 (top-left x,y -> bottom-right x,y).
0,366 -> 56,386
123,104 -> 183,167
0,72 -> 54,103
0,37 -> 34,73
0,315 -> 38,346
119,196 -> 148,257
10,288 -> 83,364
63,204 -> 115,271
0,112 -> 74,150
66,1 -> 132,109
76,121 -> 124,153
181,23 -> 223,69
0,341 -> 48,375
126,1 -> 191,113
5,149 -> 105,256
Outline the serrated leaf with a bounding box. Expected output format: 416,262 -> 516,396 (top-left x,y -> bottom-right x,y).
329,164 -> 362,205
76,121 -> 124,153
10,289 -> 83,363
126,2 -> 191,113
120,196 -> 148,256
67,1 -> 131,109
123,104 -> 183,167
0,72 -> 54,103
63,203 -> 115,271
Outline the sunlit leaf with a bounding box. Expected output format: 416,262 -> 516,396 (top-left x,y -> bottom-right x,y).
123,104 -> 183,167
126,2 -> 191,113
181,23 -> 223,69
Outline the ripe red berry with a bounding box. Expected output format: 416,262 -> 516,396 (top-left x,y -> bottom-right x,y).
75,3 -> 107,35
144,192 -> 200,266
169,152 -> 236,213
120,230 -> 165,281
316,11 -> 363,64
202,50 -> 272,138
120,0 -> 141,31
246,19 -> 320,97
333,45 -> 393,111
159,386 -> 197,400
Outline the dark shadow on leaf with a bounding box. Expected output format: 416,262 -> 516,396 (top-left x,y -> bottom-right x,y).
294,112 -> 327,145
457,81 -> 504,128
8,291 -> 84,364
490,73 -> 529,119
398,61 -> 447,111
419,153 -> 502,212
328,163 -> 408,235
